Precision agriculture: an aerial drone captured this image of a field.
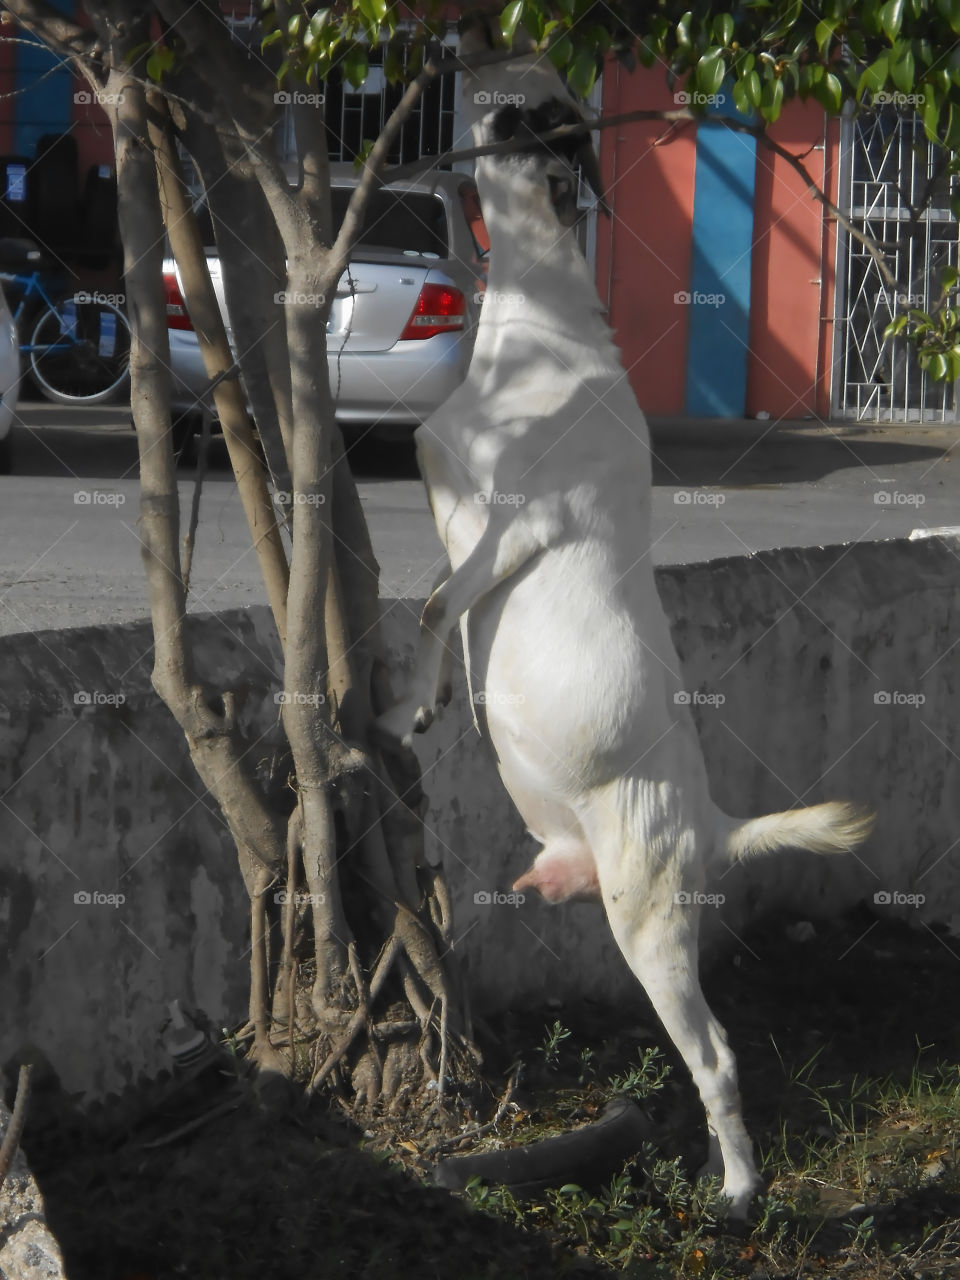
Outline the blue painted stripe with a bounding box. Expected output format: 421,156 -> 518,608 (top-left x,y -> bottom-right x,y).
14,1 -> 74,158
684,93 -> 757,417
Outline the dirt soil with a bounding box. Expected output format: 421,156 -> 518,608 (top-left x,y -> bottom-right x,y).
14,906 -> 960,1280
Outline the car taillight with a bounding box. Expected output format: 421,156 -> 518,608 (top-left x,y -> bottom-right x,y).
399,283 -> 466,341
164,271 -> 193,331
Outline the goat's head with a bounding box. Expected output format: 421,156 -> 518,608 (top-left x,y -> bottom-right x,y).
459,19 -> 605,229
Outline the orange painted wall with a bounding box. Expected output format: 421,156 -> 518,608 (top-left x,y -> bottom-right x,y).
746,98 -> 832,419
597,64 -> 697,415
598,63 -> 835,419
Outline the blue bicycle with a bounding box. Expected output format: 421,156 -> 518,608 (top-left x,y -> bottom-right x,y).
0,238 -> 131,405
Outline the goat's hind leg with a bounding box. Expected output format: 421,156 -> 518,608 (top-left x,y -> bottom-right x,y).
603,896 -> 762,1217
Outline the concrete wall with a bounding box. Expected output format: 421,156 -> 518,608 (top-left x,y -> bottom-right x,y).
2,536 -> 960,1098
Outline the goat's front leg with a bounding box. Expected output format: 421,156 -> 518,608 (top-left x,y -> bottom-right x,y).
375,517 -> 544,747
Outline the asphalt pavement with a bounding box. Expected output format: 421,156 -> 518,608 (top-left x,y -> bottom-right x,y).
0,402 -> 957,637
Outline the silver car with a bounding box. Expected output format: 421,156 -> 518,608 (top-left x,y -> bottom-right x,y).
165,165 -> 489,451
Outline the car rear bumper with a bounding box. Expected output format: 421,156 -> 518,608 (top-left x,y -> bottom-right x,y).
169,329 -> 471,427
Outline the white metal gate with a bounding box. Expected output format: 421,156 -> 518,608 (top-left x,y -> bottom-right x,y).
832,105 -> 960,421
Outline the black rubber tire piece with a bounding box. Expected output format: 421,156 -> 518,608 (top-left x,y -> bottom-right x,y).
431,1097 -> 653,1195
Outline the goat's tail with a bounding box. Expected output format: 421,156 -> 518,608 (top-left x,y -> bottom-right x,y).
720,801 -> 874,866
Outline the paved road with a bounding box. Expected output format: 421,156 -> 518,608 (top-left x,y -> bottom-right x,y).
1,403 -> 957,636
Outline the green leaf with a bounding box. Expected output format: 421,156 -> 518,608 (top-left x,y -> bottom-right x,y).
745,68 -> 763,107
927,351 -> 949,379
500,0 -> 524,41
697,47 -> 726,96
342,44 -> 369,89
891,45 -> 915,93
922,91 -> 942,142
942,265 -> 959,290
676,10 -> 693,48
885,314 -> 910,336
761,74 -> 785,122
566,45 -> 597,97
857,52 -> 890,99
815,17 -> 839,53
820,70 -> 844,112
714,13 -> 735,45
547,34 -> 574,70
732,76 -> 752,116
880,0 -> 904,40
145,45 -> 175,82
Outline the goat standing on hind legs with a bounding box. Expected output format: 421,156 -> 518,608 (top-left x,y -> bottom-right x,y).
375,29 -> 874,1217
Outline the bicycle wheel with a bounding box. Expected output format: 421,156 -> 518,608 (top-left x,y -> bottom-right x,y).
29,294 -> 130,405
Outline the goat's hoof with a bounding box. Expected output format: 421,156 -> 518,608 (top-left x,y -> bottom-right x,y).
413,704 -> 435,733
720,1179 -> 764,1221
373,702 -> 435,751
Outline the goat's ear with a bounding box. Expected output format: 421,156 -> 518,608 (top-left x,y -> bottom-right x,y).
547,173 -> 579,227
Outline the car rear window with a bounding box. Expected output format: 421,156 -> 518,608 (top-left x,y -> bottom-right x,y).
330,187 -> 448,257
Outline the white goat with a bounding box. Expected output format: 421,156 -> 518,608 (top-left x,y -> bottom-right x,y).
376,35 -> 873,1216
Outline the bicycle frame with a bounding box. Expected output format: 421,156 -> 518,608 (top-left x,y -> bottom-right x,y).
0,268 -> 81,355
